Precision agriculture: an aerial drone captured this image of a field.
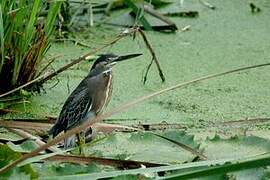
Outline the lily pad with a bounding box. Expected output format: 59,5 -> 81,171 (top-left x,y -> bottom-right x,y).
85,131 -> 200,164
203,135 -> 270,160
0,144 -> 37,179
7,140 -> 39,153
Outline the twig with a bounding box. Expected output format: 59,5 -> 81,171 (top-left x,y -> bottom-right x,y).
138,28 -> 166,83
199,0 -> 216,10
93,123 -> 139,133
99,22 -> 179,31
143,59 -> 154,82
37,54 -> 62,77
163,11 -> 199,18
0,117 -> 56,123
143,5 -> 178,31
1,62 -> 270,174
0,120 -> 139,133
23,153 -> 166,168
0,120 -> 52,131
53,39 -> 92,48
181,25 -> 191,32
0,109 -> 21,113
7,128 -> 60,153
0,72 -> 49,98
153,133 -> 207,160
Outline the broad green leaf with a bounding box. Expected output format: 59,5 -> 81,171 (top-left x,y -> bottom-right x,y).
7,140 -> 39,153
33,162 -> 103,177
83,131 -> 199,164
0,128 -> 23,141
158,153 -> 270,179
203,135 -> 270,160
0,144 -> 37,179
161,135 -> 270,179
39,153 -> 270,179
162,130 -> 200,150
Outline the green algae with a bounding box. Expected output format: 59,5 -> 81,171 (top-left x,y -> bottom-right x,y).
3,0 -> 270,133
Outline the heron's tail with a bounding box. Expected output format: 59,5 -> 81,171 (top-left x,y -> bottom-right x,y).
48,123 -> 62,138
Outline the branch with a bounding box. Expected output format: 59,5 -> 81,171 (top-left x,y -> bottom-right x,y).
138,28 -> 166,83
0,72 -> 49,98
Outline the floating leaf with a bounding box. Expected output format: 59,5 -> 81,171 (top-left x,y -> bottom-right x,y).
203,135 -> 270,160
7,140 -> 39,153
32,162 -> 104,177
0,144 -> 37,178
84,131 -> 199,164
0,127 -> 23,142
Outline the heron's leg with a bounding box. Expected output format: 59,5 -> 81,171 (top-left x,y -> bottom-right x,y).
76,132 -> 86,155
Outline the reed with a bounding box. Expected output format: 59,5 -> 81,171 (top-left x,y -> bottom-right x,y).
0,0 -> 61,93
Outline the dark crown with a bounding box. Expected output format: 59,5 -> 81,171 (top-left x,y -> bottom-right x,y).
91,53 -> 118,70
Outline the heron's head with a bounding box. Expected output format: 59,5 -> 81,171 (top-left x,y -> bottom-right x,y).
91,53 -> 142,71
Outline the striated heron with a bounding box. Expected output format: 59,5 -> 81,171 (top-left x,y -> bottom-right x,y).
48,53 -> 142,150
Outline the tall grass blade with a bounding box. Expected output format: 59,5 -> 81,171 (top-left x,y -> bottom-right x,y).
12,0 -> 42,84
0,5 -> 4,72
124,0 -> 153,30
44,1 -> 62,36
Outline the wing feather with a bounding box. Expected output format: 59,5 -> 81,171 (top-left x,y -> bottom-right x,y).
49,85 -> 92,137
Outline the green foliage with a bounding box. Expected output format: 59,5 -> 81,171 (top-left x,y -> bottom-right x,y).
202,135 -> 270,160
32,162 -> 103,177
0,128 -> 23,141
83,131 -> 200,164
7,140 -> 39,153
2,131 -> 270,179
36,134 -> 270,179
0,144 -> 37,179
124,0 -> 153,30
0,0 -> 62,93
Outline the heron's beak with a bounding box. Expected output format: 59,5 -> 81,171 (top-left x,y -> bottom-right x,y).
113,53 -> 143,62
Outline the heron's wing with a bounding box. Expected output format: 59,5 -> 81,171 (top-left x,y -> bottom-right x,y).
51,86 -> 92,136
65,87 -> 92,129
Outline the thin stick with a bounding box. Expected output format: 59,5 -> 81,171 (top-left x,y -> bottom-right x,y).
1,62 -> 270,174
7,128 -> 60,152
0,72 -> 49,98
199,0 -> 216,10
53,39 -> 92,48
143,59 -> 154,82
143,5 -> 177,30
138,28 -> 166,83
0,120 -> 52,131
25,153 -> 165,168
37,54 -> 62,77
153,133 -> 207,160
